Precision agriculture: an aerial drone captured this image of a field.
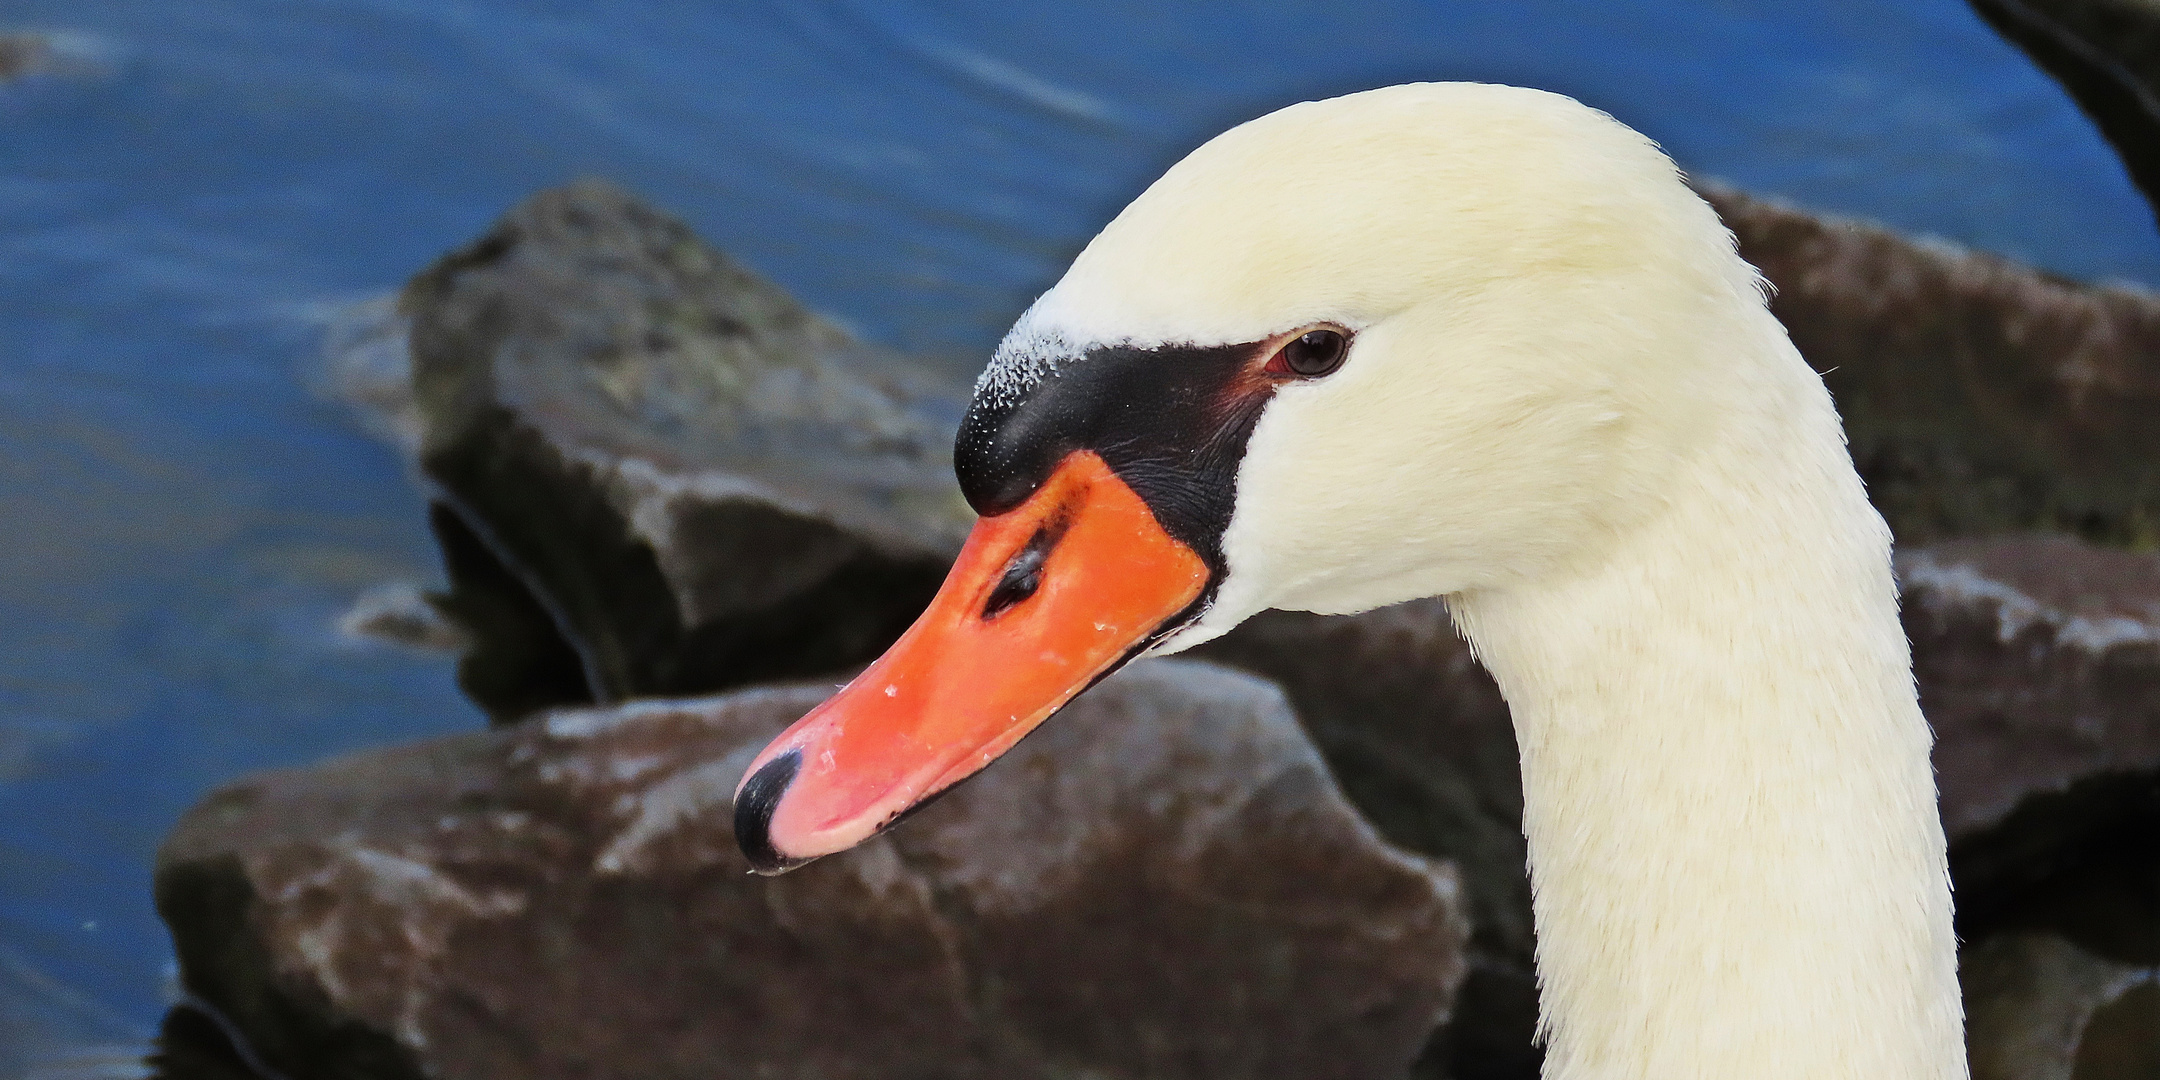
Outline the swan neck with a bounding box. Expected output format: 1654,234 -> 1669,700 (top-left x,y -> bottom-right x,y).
1450,407 -> 1965,1080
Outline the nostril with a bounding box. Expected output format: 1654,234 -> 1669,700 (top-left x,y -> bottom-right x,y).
983,539 -> 1049,619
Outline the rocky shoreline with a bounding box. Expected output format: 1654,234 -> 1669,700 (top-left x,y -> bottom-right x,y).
145,178 -> 2160,1079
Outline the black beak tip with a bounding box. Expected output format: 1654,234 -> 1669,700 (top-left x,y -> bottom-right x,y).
733,749 -> 810,876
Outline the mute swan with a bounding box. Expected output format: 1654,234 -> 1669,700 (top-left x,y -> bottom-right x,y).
732,83 -> 1965,1080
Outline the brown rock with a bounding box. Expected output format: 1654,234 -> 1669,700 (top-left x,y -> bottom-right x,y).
1960,933 -> 2158,1080
1906,538 -> 2160,1076
1903,535 -> 2160,844
1705,184 -> 2160,548
399,180 -> 974,720
156,660 -> 1468,1080
2073,977 -> 2160,1079
1193,603 -> 1536,1080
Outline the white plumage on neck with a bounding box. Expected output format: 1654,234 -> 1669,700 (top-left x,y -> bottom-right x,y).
1449,337 -> 1962,1078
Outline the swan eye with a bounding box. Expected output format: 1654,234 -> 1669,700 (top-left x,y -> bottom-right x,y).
1272,328 -> 1348,378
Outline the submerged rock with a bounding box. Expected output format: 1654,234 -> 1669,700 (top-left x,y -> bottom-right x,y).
0,31 -> 109,84
0,34 -> 52,82
1703,185 -> 2160,548
155,660 -> 1467,1080
337,581 -> 471,654
1965,0 -> 2160,228
400,180 -> 972,720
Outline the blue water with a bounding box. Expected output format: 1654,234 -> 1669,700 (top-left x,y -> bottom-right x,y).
2,0 -> 2154,1061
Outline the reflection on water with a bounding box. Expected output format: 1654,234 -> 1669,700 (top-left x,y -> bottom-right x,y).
1,945 -> 151,1079
1,0 -> 2155,1061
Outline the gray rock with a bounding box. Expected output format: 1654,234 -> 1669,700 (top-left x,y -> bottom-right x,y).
1703,184 -> 2160,548
155,660 -> 1468,1080
399,180 -> 973,720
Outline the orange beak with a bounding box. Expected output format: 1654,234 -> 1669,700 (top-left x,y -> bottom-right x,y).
731,450 -> 1209,873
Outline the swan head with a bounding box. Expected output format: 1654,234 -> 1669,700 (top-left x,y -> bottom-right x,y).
734,82 -> 1775,872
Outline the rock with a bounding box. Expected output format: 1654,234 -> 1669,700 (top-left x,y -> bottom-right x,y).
337,582 -> 470,653
1191,603 -> 1536,1080
399,180 -> 973,720
1703,184 -> 2160,548
316,294 -> 424,457
1914,537 -> 2160,1073
1904,536 -> 2160,1078
155,660 -> 1468,1080
2072,977 -> 2160,1079
1960,933 -> 2158,1080
1903,535 -> 2160,846
0,34 -> 59,83
0,31 -> 108,85
1964,0 -> 2160,228
1951,780 -> 2160,1079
